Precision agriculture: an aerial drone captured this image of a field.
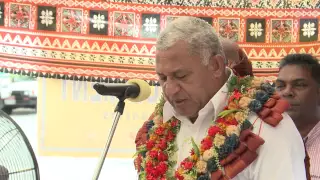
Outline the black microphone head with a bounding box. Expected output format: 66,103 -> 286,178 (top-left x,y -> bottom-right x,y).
93,79 -> 151,102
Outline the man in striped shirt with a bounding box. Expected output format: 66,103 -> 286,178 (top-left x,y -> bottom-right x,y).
276,54 -> 320,179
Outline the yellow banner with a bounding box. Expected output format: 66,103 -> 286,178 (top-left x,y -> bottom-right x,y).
37,78 -> 161,158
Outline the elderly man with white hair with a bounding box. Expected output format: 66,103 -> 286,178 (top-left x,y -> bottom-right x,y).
134,16 -> 307,180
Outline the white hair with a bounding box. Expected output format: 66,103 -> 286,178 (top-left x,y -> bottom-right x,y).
156,16 -> 225,65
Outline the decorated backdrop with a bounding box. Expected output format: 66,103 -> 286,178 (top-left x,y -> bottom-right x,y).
0,0 -> 319,85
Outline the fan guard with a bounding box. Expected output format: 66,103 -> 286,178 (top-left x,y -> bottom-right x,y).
0,110 -> 40,180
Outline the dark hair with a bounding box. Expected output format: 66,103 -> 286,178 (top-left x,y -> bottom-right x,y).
279,53 -> 320,85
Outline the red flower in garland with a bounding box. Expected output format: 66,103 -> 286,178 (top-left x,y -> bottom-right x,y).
225,118 -> 238,126
155,126 -> 165,135
201,136 -> 213,151
146,174 -> 154,180
190,149 -> 195,156
158,151 -> 168,161
175,171 -> 184,180
146,162 -> 155,179
171,119 -> 179,127
149,169 -> 160,178
156,161 -> 168,175
146,161 -> 153,172
216,117 -> 239,126
146,140 -> 155,150
149,150 -> 158,158
166,130 -> 175,141
134,154 -> 142,172
158,139 -> 167,150
216,117 -> 225,124
208,126 -> 223,137
181,159 -> 194,170
229,89 -> 242,102
233,90 -> 242,100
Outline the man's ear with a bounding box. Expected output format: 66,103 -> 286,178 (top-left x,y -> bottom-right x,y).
207,54 -> 226,78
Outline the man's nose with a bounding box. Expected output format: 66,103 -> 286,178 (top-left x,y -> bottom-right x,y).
282,86 -> 295,97
164,79 -> 180,97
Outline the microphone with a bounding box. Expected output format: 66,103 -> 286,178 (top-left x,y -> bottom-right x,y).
93,79 -> 151,102
92,79 -> 151,180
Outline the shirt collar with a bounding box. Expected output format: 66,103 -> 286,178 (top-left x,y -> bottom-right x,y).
305,121 -> 320,145
163,68 -> 233,123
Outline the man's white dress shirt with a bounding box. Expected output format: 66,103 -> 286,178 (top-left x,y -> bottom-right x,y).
162,72 -> 306,180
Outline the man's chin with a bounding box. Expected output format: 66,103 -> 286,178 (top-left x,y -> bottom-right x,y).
286,110 -> 299,121
174,107 -> 190,116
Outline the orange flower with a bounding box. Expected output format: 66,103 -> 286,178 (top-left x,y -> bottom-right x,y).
228,101 -> 238,109
161,123 -> 169,129
149,134 -> 158,141
220,125 -> 227,131
177,167 -> 185,175
200,149 -> 204,156
151,147 -> 160,152
225,114 -> 235,121
191,154 -> 198,162
215,123 -> 226,131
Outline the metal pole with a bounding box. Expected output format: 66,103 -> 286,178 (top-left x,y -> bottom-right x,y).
92,111 -> 122,180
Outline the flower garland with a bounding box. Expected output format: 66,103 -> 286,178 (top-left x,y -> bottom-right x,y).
134,76 -> 276,180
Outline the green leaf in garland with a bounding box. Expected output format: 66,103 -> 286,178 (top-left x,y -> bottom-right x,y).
218,109 -> 239,118
155,93 -> 165,116
168,160 -> 177,167
132,145 -> 147,158
165,169 -> 176,180
190,137 -> 200,158
141,160 -> 146,170
227,76 -> 238,92
189,169 -> 198,178
239,76 -> 253,88
139,172 -> 146,180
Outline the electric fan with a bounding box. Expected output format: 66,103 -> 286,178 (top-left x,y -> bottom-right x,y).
0,110 -> 40,180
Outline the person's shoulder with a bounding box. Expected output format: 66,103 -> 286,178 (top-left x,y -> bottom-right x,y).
248,111 -> 300,139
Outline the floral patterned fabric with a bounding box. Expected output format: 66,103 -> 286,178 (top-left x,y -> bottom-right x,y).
0,0 -> 319,83
111,0 -> 320,9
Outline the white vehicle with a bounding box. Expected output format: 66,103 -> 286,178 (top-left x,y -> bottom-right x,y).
0,75 -> 37,114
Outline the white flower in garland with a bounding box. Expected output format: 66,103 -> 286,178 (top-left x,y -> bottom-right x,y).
226,125 -> 240,136
214,134 -> 226,148
203,148 -> 217,161
196,160 -> 208,173
234,112 -> 246,124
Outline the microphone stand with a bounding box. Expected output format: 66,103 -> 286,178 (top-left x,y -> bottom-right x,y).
92,96 -> 126,180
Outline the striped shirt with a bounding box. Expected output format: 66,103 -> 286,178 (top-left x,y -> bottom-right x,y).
305,121 -> 320,180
